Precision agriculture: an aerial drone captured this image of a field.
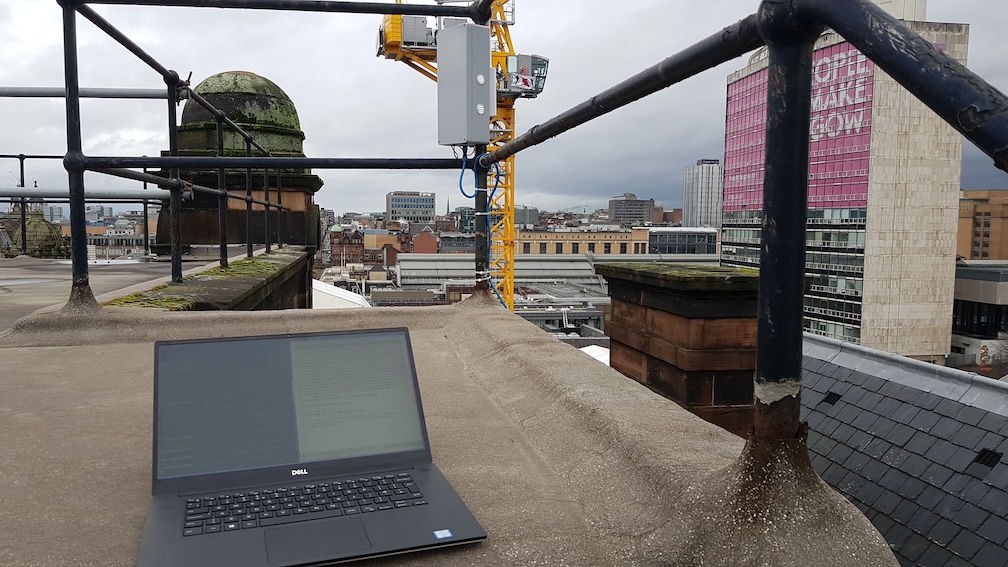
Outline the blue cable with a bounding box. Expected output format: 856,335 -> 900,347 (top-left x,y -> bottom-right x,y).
458,151 -> 477,199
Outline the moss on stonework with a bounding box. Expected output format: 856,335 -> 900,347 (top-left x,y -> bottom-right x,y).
103,286 -> 197,311
103,253 -> 295,310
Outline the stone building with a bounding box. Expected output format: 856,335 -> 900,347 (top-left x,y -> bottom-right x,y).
154,71 -> 323,253
720,4 -> 968,362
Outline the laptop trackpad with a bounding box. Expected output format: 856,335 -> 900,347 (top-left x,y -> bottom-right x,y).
264,518 -> 371,564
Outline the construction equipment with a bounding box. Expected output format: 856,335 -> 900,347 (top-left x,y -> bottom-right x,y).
377,0 -> 547,311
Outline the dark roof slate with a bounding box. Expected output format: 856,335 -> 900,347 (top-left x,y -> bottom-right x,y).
802,335 -> 1008,567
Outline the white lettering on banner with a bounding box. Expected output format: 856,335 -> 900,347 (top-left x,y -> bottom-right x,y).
808,48 -> 873,142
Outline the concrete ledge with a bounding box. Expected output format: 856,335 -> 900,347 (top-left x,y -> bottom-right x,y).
0,293 -> 897,566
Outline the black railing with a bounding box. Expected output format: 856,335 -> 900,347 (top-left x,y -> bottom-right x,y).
45,0 -> 1008,440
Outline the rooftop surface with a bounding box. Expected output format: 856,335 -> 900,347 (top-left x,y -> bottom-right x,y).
0,259 -> 896,567
802,335 -> 1008,567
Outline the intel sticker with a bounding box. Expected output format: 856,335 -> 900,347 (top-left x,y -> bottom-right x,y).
433,529 -> 454,540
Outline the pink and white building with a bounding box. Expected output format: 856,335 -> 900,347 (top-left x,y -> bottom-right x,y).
720,6 -> 968,362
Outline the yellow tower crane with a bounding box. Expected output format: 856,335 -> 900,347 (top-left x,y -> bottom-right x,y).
377,0 -> 547,311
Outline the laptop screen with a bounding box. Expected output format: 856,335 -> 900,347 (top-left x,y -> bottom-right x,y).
154,328 -> 427,480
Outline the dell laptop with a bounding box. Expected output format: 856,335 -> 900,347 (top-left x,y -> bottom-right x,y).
137,327 -> 486,566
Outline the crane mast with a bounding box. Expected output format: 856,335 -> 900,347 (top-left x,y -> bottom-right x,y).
378,0 -> 545,311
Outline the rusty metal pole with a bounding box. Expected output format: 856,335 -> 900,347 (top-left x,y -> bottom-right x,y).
276,170 -> 283,249
263,167 -> 271,254
473,144 -> 489,293
245,138 -> 253,258
18,154 -> 27,254
752,0 -> 822,440
60,2 -> 98,309
216,114 -> 229,267
166,71 -> 183,283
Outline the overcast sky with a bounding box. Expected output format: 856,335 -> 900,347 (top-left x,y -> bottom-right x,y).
1,0 -> 1007,216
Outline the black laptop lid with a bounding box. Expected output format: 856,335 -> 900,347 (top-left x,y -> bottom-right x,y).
152,328 -> 431,492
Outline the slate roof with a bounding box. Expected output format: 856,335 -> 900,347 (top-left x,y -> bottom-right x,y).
802,335 -> 1008,567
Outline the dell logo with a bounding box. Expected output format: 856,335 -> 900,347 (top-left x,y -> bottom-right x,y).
291,468 -> 308,476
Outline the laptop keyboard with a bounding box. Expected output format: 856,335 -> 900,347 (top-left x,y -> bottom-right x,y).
182,473 -> 425,536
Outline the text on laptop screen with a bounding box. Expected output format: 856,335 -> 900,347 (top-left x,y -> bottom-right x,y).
155,329 -> 426,480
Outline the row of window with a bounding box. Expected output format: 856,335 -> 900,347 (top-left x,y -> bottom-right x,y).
519,241 -> 647,254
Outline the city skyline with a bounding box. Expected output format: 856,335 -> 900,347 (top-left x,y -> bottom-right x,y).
1,1 -> 1007,218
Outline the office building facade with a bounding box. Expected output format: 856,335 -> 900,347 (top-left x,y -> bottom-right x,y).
683,159 -> 723,228
608,193 -> 654,227
386,191 -> 436,224
720,10 -> 967,361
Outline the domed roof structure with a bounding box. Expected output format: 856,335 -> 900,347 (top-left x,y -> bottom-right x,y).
12,212 -> 68,258
178,70 -> 306,155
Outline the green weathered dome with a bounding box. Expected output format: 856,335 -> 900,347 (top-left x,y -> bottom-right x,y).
179,71 -> 306,155
12,212 -> 68,258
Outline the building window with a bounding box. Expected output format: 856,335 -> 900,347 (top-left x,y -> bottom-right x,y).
620,243 -> 628,254
572,243 -> 580,254
555,243 -> 564,254
604,243 -> 612,254
523,243 -> 531,254
588,243 -> 595,253
539,243 -> 547,254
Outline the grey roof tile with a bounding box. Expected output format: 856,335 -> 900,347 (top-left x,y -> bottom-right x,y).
942,474 -> 971,496
977,513 -> 1008,546
979,489 -> 1008,516
916,545 -> 954,567
833,422 -> 857,445
837,402 -> 862,424
832,366 -> 855,381
892,403 -> 921,426
853,410 -> 879,431
886,522 -> 914,550
838,471 -> 866,496
881,447 -> 912,468
909,410 -> 941,432
861,374 -> 887,392
896,477 -> 927,500
957,406 -> 987,427
948,528 -> 987,561
875,397 -> 903,418
805,410 -> 825,430
899,533 -> 931,562
924,438 -> 961,464
870,510 -> 894,535
979,412 -> 1008,434
822,461 -> 848,485
861,458 -> 889,483
916,485 -> 945,511
828,443 -> 853,464
972,541 -> 1008,567
888,423 -> 917,448
921,462 -> 954,487
879,468 -> 911,493
902,453 -> 930,477
859,390 -> 885,411
935,397 -> 965,418
846,429 -> 873,451
950,501 -> 989,531
890,498 -> 917,525
844,385 -> 868,407
948,446 -> 982,472
906,507 -> 940,536
880,381 -> 907,399
844,450 -> 871,474
929,416 -> 962,440
935,493 -> 967,517
874,490 -> 902,515
977,431 -> 1004,452
867,415 -> 897,438
927,517 -> 963,547
916,392 -> 943,412
905,430 -> 936,455
952,424 -> 988,450
986,464 -> 1008,490
865,438 -> 894,459
855,477 -> 885,505
961,478 -> 991,503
